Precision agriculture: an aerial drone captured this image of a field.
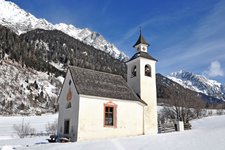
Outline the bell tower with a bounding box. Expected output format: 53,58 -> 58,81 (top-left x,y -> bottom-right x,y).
126,31 -> 158,134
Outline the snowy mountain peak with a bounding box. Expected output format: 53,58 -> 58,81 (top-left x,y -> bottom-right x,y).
0,0 -> 54,34
167,70 -> 225,101
170,70 -> 222,87
0,0 -> 128,61
170,70 -> 193,77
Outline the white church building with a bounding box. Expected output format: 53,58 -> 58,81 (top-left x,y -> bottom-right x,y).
57,33 -> 158,142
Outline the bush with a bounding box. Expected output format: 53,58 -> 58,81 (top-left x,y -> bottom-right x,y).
13,122 -> 36,138
45,120 -> 58,135
216,109 -> 224,115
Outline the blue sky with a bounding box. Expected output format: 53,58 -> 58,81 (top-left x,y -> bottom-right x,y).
11,0 -> 225,83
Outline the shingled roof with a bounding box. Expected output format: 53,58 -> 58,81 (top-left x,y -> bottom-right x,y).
69,66 -> 147,105
133,33 -> 150,47
127,51 -> 158,62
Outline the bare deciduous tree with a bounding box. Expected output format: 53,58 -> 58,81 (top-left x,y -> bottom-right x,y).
13,122 -> 36,138
45,119 -> 58,135
160,88 -> 206,129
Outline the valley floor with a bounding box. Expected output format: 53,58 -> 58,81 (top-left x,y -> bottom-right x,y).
0,114 -> 225,150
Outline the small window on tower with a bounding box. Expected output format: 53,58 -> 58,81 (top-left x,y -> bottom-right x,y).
145,64 -> 151,77
131,66 -> 136,77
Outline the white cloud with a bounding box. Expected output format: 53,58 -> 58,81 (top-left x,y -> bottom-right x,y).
205,61 -> 224,77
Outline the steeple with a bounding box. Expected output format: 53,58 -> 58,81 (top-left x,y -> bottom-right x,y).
133,29 -> 150,52
127,30 -> 158,134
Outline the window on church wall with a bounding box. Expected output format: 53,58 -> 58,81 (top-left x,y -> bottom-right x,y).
104,102 -> 117,127
105,107 -> 113,125
131,65 -> 137,77
145,64 -> 151,77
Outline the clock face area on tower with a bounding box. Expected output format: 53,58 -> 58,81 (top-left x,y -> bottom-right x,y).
142,47 -> 146,52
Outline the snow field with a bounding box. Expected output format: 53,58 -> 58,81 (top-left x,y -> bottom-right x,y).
0,114 -> 225,150
0,113 -> 57,140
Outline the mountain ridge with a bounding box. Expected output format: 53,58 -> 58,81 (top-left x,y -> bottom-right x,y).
0,0 -> 224,116
0,0 -> 128,61
167,70 -> 225,101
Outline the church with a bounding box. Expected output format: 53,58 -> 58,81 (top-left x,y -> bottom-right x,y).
57,33 -> 158,142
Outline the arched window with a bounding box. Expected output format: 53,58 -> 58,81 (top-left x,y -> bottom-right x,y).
131,66 -> 136,77
145,64 -> 151,77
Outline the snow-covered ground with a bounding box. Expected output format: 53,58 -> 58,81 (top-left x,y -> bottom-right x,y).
0,114 -> 225,150
0,114 -> 57,140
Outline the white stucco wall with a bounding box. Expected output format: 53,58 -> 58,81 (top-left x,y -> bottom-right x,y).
57,70 -> 80,141
140,57 -> 158,134
127,59 -> 141,95
127,56 -> 158,135
77,95 -> 144,141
